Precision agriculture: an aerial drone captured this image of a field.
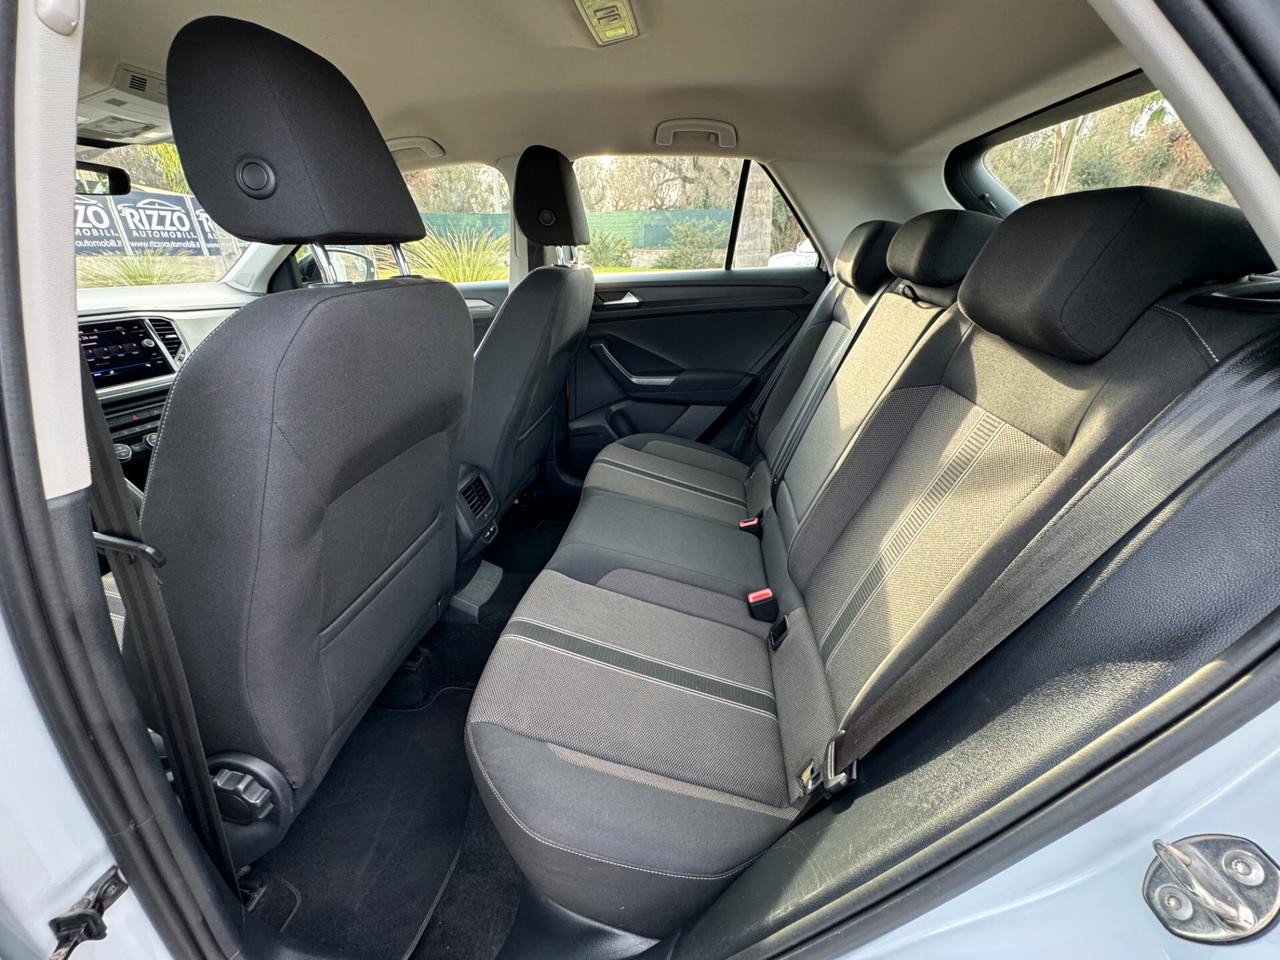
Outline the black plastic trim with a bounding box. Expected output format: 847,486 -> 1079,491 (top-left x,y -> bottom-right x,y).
769,610 -> 1280,960
1154,0 -> 1280,180
723,158 -> 752,269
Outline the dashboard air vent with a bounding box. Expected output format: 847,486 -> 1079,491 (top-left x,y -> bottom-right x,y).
460,475 -> 492,518
147,318 -> 186,365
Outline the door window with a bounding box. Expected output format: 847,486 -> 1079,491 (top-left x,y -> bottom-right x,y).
574,156 -> 814,274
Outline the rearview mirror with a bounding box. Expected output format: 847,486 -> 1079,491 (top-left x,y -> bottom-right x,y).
75,161 -> 131,196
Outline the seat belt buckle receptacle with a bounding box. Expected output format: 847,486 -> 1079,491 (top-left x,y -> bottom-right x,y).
738,512 -> 764,537
747,587 -> 778,622
823,729 -> 854,795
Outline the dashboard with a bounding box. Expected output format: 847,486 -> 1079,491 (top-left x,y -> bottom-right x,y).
78,284 -> 255,486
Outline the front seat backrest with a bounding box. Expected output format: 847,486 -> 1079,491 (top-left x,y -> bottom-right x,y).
462,145 -> 594,515
138,16 -> 473,853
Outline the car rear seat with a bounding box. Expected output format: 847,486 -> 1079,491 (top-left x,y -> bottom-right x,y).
554,210 -> 1000,604
466,187 -> 1275,938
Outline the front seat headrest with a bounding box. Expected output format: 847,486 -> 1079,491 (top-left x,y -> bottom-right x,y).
167,16 -> 425,246
886,209 -> 1002,289
514,145 -> 591,247
833,220 -> 900,296
959,186 -> 1274,363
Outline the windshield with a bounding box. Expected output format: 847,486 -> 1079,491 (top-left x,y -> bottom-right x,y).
75,142 -> 248,288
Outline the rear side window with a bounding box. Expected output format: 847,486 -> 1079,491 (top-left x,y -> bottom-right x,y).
574,156 -> 813,273
983,91 -> 1235,206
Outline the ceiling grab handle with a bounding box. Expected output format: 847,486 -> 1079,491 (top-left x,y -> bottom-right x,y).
654,119 -> 738,149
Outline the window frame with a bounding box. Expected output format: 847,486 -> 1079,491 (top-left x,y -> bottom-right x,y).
944,70 -> 1151,218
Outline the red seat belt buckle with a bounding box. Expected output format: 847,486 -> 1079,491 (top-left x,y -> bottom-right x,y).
747,587 -> 778,622
738,512 -> 764,537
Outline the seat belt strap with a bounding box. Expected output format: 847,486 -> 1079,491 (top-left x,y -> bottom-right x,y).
80,362 -> 239,889
818,328 -> 1280,796
770,281 -> 891,495
731,279 -> 842,457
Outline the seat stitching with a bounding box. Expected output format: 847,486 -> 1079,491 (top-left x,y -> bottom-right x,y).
467,724 -> 758,881
555,540 -> 755,596
500,633 -> 779,719
591,461 -> 747,506
545,742 -> 796,820
821,412 -> 1005,664
1153,303 -> 1219,363
511,615 -> 774,697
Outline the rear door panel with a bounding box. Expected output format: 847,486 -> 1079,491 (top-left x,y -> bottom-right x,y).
566,266 -> 826,475
457,279 -> 509,348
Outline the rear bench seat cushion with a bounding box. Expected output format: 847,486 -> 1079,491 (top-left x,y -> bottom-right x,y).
468,570 -> 798,935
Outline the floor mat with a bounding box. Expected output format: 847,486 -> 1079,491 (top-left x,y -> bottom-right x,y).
247,687 -> 474,960
411,791 -> 523,960
484,520 -> 567,576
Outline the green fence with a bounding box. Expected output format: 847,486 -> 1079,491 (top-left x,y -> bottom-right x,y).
421,209 -> 734,247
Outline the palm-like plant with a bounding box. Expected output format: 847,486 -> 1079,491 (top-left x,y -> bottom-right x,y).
77,252 -> 213,288
404,227 -> 507,283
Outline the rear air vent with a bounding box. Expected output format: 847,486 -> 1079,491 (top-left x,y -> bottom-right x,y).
460,475 -> 492,518
146,317 -> 186,365
126,72 -> 149,93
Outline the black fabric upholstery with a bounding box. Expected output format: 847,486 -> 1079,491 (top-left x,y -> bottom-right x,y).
465,183 -> 1280,938
167,17 -> 424,245
139,280 -> 472,803
959,186 -> 1274,362
514,145 -> 591,247
463,265 -> 594,513
886,209 -> 1001,288
833,220 -> 900,294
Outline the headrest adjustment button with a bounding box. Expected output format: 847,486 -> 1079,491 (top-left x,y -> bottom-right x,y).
236,158 -> 277,199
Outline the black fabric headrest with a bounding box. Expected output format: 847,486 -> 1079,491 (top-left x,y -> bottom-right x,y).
514,145 -> 590,247
833,220 -> 900,295
959,187 -> 1274,363
167,17 -> 424,246
886,209 -> 1001,288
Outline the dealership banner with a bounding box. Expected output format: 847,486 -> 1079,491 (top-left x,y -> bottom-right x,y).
74,189 -> 224,256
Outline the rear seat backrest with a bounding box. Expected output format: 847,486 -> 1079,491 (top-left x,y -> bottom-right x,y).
768,210 -> 1000,542
776,187 -> 1276,782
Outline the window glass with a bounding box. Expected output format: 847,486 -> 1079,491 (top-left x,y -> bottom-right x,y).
75,142 -> 249,288
983,91 -> 1235,206
574,156 -> 738,272
731,162 -> 814,269
298,163 -> 511,283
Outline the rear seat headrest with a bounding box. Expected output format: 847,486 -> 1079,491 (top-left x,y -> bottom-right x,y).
514,145 -> 591,247
886,209 -> 1002,289
167,17 -> 425,246
834,220 -> 900,296
959,186 -> 1274,363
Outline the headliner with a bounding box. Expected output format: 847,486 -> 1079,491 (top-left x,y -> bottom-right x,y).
80,0 -> 1134,167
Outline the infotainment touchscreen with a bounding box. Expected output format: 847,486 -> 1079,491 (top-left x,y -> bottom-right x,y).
79,319 -> 174,389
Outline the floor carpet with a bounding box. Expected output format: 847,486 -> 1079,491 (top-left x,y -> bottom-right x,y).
247,687 -> 475,960
411,791 -> 524,960
428,521 -> 567,683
